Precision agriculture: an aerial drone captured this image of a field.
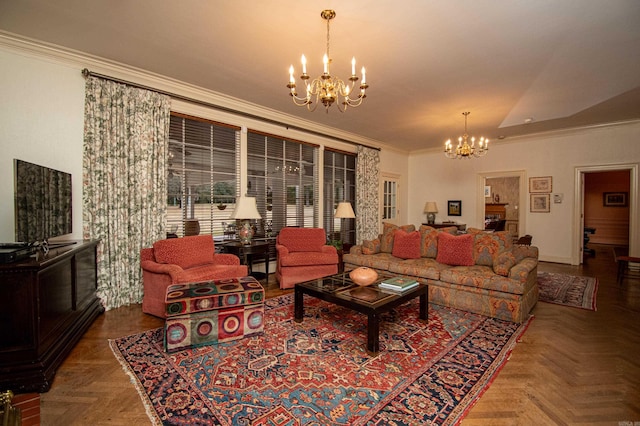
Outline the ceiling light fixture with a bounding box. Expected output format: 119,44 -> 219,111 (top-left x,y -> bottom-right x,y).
287,9 -> 368,113
444,112 -> 489,159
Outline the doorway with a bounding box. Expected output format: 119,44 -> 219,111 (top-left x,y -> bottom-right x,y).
476,170 -> 527,236
574,164 -> 638,265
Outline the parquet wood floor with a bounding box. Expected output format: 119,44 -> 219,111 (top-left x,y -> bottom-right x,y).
36,244 -> 640,425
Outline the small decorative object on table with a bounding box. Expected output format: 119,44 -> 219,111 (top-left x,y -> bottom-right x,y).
349,267 -> 378,286
379,276 -> 419,292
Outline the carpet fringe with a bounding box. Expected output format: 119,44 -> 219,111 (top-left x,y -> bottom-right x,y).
109,337 -> 162,426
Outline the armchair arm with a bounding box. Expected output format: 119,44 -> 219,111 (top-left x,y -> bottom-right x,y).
275,244 -> 290,258
213,253 -> 241,265
141,260 -> 184,278
320,245 -> 338,255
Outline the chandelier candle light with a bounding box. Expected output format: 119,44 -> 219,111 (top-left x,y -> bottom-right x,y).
444,112 -> 489,159
287,9 -> 368,113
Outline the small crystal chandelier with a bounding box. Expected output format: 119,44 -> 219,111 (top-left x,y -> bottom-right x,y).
444,112 -> 489,159
287,10 -> 368,113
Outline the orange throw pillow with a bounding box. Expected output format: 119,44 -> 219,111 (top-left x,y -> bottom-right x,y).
392,229 -> 421,259
436,232 -> 474,266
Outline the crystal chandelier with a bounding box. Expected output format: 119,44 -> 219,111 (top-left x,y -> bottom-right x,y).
287,9 -> 368,113
444,112 -> 489,159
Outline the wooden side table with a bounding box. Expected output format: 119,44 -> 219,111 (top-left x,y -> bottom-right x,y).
422,223 -> 467,231
222,241 -> 270,280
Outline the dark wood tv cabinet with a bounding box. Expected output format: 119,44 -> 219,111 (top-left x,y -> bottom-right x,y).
0,240 -> 104,393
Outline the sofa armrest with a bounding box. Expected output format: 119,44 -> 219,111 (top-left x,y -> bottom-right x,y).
213,253 -> 241,265
509,257 -> 538,282
349,245 -> 363,255
141,260 -> 184,277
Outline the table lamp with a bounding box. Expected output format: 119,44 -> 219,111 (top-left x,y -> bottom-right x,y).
424,201 -> 438,225
334,201 -> 356,245
229,196 -> 262,244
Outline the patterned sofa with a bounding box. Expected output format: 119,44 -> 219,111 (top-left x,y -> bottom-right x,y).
343,223 -> 539,323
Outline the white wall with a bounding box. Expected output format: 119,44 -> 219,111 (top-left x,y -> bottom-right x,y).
408,123 -> 640,263
0,47 -> 86,242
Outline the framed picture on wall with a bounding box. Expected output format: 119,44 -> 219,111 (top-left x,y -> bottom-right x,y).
530,194 -> 550,213
448,200 -> 462,216
603,192 -> 628,207
484,185 -> 491,197
529,176 -> 552,193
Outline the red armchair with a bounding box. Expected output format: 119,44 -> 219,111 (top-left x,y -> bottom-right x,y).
275,227 -> 339,289
141,235 -> 248,318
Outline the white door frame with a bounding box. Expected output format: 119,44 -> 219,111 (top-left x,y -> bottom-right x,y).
572,163 -> 638,264
380,172 -> 401,228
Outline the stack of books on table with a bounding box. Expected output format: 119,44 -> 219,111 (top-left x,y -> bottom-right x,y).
378,276 -> 419,292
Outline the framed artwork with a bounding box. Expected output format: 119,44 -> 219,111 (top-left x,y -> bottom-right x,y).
484,186 -> 491,197
603,192 -> 628,207
529,176 -> 552,193
530,194 -> 550,213
448,200 -> 462,216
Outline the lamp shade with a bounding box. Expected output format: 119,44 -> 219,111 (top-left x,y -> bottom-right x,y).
424,201 -> 438,213
334,201 -> 356,219
229,196 -> 262,220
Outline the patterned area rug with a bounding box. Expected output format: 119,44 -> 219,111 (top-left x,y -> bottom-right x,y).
537,272 -> 598,311
110,295 -> 531,425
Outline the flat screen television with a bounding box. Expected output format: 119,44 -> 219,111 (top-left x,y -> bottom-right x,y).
14,159 -> 73,244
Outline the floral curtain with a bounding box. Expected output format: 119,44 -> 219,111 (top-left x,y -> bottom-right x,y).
83,77 -> 171,310
356,145 -> 380,244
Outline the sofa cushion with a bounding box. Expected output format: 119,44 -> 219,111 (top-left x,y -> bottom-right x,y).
392,229 -> 421,259
380,223 -> 416,253
343,252 -> 397,271
419,225 -> 458,258
153,235 -> 215,269
362,238 -> 382,255
388,257 -> 446,280
436,232 -> 474,266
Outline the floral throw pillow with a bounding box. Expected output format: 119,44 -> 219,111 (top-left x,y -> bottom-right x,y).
435,232 -> 474,266
362,238 -> 381,255
392,229 -> 421,259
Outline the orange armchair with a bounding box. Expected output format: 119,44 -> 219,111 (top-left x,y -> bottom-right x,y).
275,227 -> 339,289
141,235 -> 248,318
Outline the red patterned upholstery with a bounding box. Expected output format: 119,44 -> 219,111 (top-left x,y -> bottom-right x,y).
275,227 -> 339,289
141,235 -> 248,318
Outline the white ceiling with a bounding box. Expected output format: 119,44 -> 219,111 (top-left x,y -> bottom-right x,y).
2,0 -> 640,152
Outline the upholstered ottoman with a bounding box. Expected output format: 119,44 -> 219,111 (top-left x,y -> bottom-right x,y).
163,276 -> 265,352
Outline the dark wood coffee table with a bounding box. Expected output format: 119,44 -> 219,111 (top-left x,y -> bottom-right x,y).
294,272 -> 428,356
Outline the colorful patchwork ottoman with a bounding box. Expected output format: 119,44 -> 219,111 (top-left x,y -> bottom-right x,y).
163,276 -> 265,352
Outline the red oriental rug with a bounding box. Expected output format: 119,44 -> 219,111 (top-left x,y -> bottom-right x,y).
110,294 -> 531,425
537,272 -> 598,311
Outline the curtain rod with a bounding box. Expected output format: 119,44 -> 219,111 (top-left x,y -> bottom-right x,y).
81,68 -> 380,151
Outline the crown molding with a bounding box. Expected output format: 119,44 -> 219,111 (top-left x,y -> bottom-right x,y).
0,31 -> 390,152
